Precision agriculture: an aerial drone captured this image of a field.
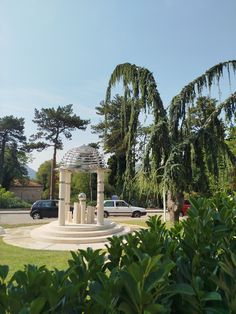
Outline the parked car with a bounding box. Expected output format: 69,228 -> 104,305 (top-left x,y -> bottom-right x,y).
180,200 -> 191,216
103,199 -> 147,218
30,200 -> 73,219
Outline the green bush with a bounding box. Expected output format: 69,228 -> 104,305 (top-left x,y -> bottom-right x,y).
0,187 -> 31,209
0,193 -> 235,313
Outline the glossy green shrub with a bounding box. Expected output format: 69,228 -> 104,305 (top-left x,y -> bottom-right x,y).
172,193 -> 236,313
0,193 -> 235,313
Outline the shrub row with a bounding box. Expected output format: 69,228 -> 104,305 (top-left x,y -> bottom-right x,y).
0,193 -> 236,313
0,188 -> 31,209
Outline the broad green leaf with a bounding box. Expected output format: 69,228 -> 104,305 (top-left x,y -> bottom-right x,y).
230,252 -> 236,267
166,283 -> 195,296
30,297 -> 46,314
145,303 -> 166,313
119,301 -> 135,314
213,225 -> 229,234
19,308 -> 30,314
219,261 -> 235,278
204,307 -> 228,314
0,265 -> 8,281
202,292 -> 222,301
119,271 -> 140,309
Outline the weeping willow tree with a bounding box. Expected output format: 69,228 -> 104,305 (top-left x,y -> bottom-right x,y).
163,61 -> 236,220
103,63 -> 169,199
100,60 -> 236,221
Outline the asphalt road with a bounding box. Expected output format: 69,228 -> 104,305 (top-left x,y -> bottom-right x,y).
0,211 -> 56,225
0,211 -> 164,225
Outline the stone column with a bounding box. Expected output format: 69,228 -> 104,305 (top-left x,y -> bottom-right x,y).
97,169 -> 104,225
73,202 -> 81,224
58,168 -> 67,226
87,206 -> 95,224
79,193 -> 86,224
65,171 -> 72,222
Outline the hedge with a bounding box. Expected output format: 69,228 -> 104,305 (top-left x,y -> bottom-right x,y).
0,193 -> 236,313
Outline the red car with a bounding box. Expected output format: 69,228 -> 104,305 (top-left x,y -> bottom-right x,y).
180,200 -> 191,216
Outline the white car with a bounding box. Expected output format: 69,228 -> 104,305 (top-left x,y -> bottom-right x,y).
103,199 -> 147,218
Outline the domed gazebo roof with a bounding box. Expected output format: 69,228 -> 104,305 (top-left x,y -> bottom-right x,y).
60,145 -> 106,172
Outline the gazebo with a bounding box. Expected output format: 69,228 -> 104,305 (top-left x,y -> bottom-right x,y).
57,144 -> 106,226
30,145 -> 130,247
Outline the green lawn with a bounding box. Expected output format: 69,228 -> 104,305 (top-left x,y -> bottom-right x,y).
0,217 -> 169,280
0,220 -> 144,279
115,217 -> 172,229
115,218 -> 148,228
1,222 -> 47,229
0,237 -> 72,280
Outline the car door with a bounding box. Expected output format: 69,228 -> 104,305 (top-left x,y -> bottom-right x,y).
115,200 -> 130,216
40,200 -> 57,218
104,200 -> 115,216
50,201 -> 58,218
39,200 -> 51,218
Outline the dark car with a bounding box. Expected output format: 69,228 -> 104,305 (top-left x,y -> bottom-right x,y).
30,200 -> 74,219
30,199 -> 59,219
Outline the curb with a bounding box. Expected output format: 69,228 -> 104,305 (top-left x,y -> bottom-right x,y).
0,210 -> 30,214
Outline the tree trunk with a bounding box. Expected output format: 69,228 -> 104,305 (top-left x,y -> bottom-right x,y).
167,190 -> 184,223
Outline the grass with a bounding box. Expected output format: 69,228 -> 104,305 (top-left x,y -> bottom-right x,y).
0,237 -> 72,280
115,218 -> 148,228
115,216 -> 173,229
0,215 -> 172,280
0,220 -> 144,280
1,222 -> 47,229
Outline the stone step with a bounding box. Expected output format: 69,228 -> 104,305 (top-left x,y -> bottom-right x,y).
31,227 -> 128,244
33,225 -> 125,238
30,220 -> 130,245
50,220 -> 117,232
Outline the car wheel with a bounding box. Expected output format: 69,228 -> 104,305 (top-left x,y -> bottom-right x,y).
104,211 -> 109,218
132,211 -> 141,218
32,212 -> 41,219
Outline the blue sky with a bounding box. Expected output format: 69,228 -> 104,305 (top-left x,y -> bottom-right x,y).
1,0 -> 236,170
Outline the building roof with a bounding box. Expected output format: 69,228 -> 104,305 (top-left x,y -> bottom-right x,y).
11,180 -> 43,188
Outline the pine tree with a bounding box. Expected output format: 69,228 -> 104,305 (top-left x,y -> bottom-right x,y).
30,104 -> 89,199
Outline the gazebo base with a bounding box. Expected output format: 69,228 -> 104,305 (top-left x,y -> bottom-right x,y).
0,226 -> 5,235
31,220 -> 130,245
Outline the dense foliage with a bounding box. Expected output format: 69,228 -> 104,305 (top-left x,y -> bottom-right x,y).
0,194 -> 236,313
30,104 -> 89,199
0,116 -> 28,189
35,160 -> 53,199
93,96 -> 131,195
94,61 -> 236,220
94,64 -> 168,200
69,171 -> 114,204
35,160 -> 113,203
0,187 -> 30,209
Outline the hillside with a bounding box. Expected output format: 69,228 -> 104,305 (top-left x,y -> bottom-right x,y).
26,166 -> 37,179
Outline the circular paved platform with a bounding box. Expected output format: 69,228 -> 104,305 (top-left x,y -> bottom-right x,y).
1,221 -> 132,251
